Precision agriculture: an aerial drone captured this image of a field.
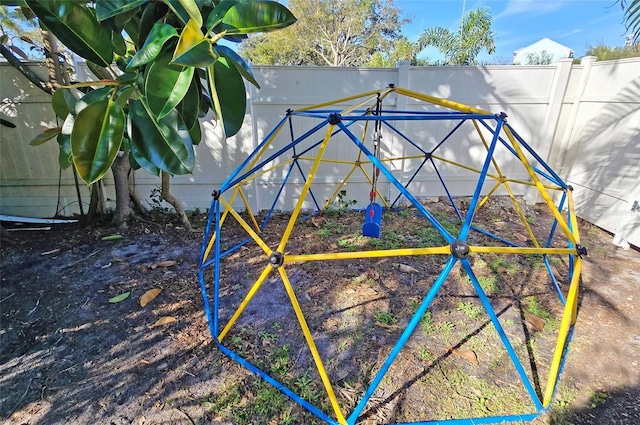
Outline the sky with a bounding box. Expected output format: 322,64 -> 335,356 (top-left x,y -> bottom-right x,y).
397,0 -> 632,63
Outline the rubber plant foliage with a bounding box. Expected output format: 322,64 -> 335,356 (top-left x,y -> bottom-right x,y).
22,0 -> 296,184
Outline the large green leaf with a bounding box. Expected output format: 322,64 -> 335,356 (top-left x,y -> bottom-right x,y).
172,18 -> 217,67
87,61 -> 113,80
220,1 -> 296,34
57,133 -> 73,169
138,1 -> 169,47
161,0 -> 191,24
96,0 -> 147,21
177,77 -> 202,144
71,99 -> 125,184
130,140 -> 161,176
110,28 -> 127,56
176,0 -> 202,27
208,56 -> 246,137
144,51 -> 194,119
30,127 -> 61,146
74,87 -> 113,115
128,100 -> 194,175
51,89 -> 70,119
215,44 -> 259,88
127,23 -> 178,69
25,0 -> 113,66
205,0 -> 245,30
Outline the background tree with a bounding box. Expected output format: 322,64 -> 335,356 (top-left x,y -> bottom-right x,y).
365,38 -> 418,67
524,50 -> 554,65
2,0 -> 295,229
584,43 -> 640,60
415,6 -> 495,66
619,0 -> 639,45
239,0 -> 410,67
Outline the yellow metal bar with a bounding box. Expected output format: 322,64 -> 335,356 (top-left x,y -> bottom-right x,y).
323,164 -> 361,210
394,87 -> 492,115
218,265 -> 273,341
504,183 -> 541,248
567,190 -> 581,246
278,268 -> 347,424
298,157 -> 362,166
543,257 -> 582,407
219,197 -> 273,256
470,246 -> 576,255
238,157 -> 295,184
431,155 -> 502,181
277,125 -> 336,253
294,88 -> 385,112
203,190 -> 240,262
238,187 -> 261,233
473,119 -> 504,178
286,246 -> 451,263
476,180 -> 502,211
503,127 -> 576,245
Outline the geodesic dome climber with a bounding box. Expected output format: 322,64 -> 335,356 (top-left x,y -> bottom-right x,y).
197,86 -> 585,425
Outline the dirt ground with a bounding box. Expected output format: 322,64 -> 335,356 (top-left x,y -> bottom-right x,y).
1,198 -> 639,425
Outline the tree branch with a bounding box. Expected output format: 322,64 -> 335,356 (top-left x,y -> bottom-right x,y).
0,43 -> 53,95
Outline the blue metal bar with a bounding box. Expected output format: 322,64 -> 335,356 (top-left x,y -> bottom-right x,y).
469,225 -> 520,247
545,326 -> 576,410
348,256 -> 458,423
431,157 -> 463,219
460,259 -> 544,411
392,413 -> 540,424
289,116 -> 322,212
505,124 -> 568,189
201,237 -> 254,269
543,255 -> 566,305
544,192 -> 567,249
219,115 -> 289,192
223,117 -> 330,191
476,120 -> 562,186
390,157 -> 429,208
429,119 -> 468,155
216,343 -> 342,425
199,196 -> 218,266
459,118 -> 505,240
342,113 -> 492,122
337,121 -> 455,243
380,120 -> 429,155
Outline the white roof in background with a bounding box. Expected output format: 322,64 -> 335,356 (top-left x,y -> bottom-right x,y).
514,38 -> 572,53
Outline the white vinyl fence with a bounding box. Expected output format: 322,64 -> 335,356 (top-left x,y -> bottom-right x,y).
1,58 -> 638,246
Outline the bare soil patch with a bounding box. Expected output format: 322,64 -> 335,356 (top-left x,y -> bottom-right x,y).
1,199 -> 639,425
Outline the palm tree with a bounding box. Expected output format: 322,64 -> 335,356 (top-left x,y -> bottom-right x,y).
621,0 -> 639,45
415,7 -> 495,65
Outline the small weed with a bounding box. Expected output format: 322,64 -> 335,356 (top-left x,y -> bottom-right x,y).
418,347 -> 435,362
588,391 -> 609,408
420,311 -> 436,334
488,257 -> 519,274
270,344 -> 291,376
407,299 -> 420,314
457,301 -> 483,320
464,275 -> 497,293
374,310 -> 398,325
367,231 -> 402,249
326,191 -> 357,215
416,226 -> 446,246
437,321 -> 455,337
294,373 -> 321,404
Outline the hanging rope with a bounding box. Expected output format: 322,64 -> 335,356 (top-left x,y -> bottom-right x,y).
369,95 -> 382,205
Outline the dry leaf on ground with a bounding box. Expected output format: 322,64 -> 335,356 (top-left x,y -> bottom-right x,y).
453,348 -> 479,365
139,288 -> 162,307
150,260 -> 178,269
524,311 -> 545,331
152,316 -> 177,327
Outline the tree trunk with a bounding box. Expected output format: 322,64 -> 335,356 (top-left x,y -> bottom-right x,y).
86,181 -> 106,224
111,152 -> 131,229
161,171 -> 192,232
